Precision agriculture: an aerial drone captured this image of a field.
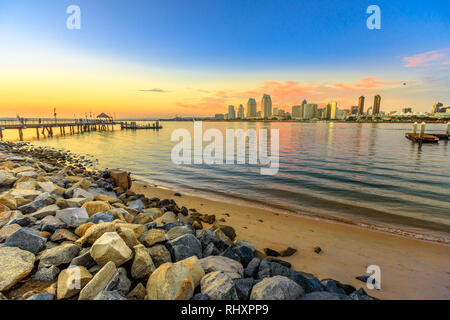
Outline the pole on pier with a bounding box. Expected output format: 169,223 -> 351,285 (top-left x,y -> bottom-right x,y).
18,128 -> 24,141
0,129 -> 3,140
412,122 -> 418,134
419,122 -> 425,138
36,127 -> 40,140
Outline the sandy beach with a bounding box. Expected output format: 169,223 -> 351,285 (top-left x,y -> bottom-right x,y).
132,180 -> 450,300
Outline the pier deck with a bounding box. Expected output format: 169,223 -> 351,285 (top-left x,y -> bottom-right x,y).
405,132 -> 440,143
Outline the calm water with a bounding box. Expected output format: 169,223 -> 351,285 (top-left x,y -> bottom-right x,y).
25,121 -> 450,235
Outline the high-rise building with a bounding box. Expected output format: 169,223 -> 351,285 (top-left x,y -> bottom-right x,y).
273,107 -> 279,116
328,101 -> 338,119
373,95 -> 381,115
325,103 -> 331,120
261,94 -> 272,118
292,105 -> 302,118
215,114 -> 225,120
228,105 -> 236,119
402,107 -> 413,113
237,104 -> 245,119
351,106 -> 358,114
432,102 -> 444,113
247,98 -> 257,118
358,96 -> 365,115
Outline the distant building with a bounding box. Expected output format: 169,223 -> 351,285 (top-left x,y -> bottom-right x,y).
432,102 -> 444,113
237,104 -> 245,119
261,94 -> 272,118
256,111 -> 262,118
402,107 -> 413,113
373,95 -> 381,115
358,96 -> 365,115
228,105 -> 236,119
350,106 -> 358,114
215,114 -> 225,120
292,105 -> 302,118
328,101 -> 338,119
247,98 -> 257,118
273,107 -> 279,116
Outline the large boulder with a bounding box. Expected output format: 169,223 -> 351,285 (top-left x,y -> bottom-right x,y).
147,244 -> 172,267
39,243 -> 81,268
165,233 -> 202,261
198,256 -> 244,279
79,261 -> 117,300
90,232 -> 133,267
56,207 -> 89,227
142,229 -> 166,247
4,227 -> 46,254
250,276 -> 304,300
146,257 -> 204,300
200,271 -> 239,300
270,262 -> 324,293
0,247 -> 35,291
57,266 -> 92,299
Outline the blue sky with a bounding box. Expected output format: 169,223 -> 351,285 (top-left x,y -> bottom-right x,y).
0,0 -> 449,116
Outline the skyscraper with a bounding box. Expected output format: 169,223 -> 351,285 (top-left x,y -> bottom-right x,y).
373,95 -> 381,115
358,96 -> 365,115
228,105 -> 236,119
261,94 -> 272,118
350,106 -> 358,114
292,105 -> 302,118
237,104 -> 245,119
329,101 -> 338,119
247,98 -> 257,118
325,103 -> 331,120
432,102 -> 443,113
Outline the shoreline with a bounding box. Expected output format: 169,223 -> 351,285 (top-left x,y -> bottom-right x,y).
131,178 -> 450,300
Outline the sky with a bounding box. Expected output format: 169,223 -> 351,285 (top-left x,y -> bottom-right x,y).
0,0 -> 449,118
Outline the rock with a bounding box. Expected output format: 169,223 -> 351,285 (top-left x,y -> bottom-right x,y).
93,290 -> 127,300
142,229 -> 166,247
198,256 -> 244,279
166,225 -> 195,241
131,244 -> 156,279
37,181 -> 57,194
321,279 -> 348,295
39,243 -> 80,268
126,283 -> 146,300
116,226 -> 140,248
82,201 -> 112,217
65,197 -> 90,208
147,244 -> 172,267
93,193 -> 119,204
0,224 -> 21,242
33,265 -> 60,281
270,263 -> 324,293
109,170 -> 130,190
264,248 -> 281,257
128,199 -> 145,211
26,293 -> 55,300
244,257 -> 261,278
197,229 -> 229,251
70,250 -> 96,269
281,247 -> 297,257
221,246 -> 241,262
74,222 -> 95,237
234,278 -> 254,300
146,257 -> 204,300
349,288 -> 377,300
0,195 -> 17,210
0,203 -> 11,214
251,275 -> 304,300
114,222 -> 146,238
192,293 -> 209,300
203,242 -> 220,257
5,213 -> 32,227
0,170 -> 17,187
300,291 -> 350,300
73,188 -> 94,201
31,204 -> 59,219
200,271 -> 238,300
40,215 -> 65,233
155,211 -> 178,225
57,266 -> 93,299
314,246 -> 322,254
50,229 -> 79,243
216,225 -> 236,241
88,212 -> 114,224
266,257 -> 291,268
133,212 -> 154,225
166,234 -> 202,261
234,245 -> 254,267
213,228 -> 233,246
104,267 -> 131,296
5,227 -> 46,254
9,188 -> 42,200
79,261 -> 117,300
257,260 -> 272,279
0,247 -> 35,291
90,232 -> 133,267
75,222 -> 116,246
56,207 -> 89,228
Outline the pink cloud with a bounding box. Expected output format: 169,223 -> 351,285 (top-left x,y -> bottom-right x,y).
403,48 -> 450,67
332,77 -> 401,91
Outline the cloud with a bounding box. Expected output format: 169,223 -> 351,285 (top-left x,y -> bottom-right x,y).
332,77 -> 401,91
139,88 -> 169,93
403,48 -> 450,68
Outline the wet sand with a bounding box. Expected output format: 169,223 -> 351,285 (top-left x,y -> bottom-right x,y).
132,180 -> 450,300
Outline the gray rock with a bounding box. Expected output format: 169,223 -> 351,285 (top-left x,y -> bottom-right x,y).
26,293 -> 55,300
88,212 -> 114,224
197,229 -> 228,251
147,244 -> 172,267
56,207 -> 89,227
257,260 -> 271,279
299,291 -> 350,300
5,227 -> 46,254
235,245 -> 254,267
198,256 -> 244,279
221,246 -> 241,263
192,293 -> 209,300
31,204 -> 60,219
104,267 -> 131,296
321,279 -> 347,295
156,221 -> 184,232
203,242 -> 220,257
33,265 -> 60,281
127,199 -> 145,211
73,188 -> 94,201
6,216 -> 33,227
39,243 -> 80,268
70,250 -> 96,269
88,188 -> 117,199
93,290 -> 127,300
18,192 -> 54,214
349,288 -> 377,300
40,215 -> 65,233
244,258 -> 260,278
165,233 -> 202,262
234,278 -> 254,300
250,276 -> 304,300
200,271 -> 239,300
270,262 -> 325,293
166,225 -> 195,241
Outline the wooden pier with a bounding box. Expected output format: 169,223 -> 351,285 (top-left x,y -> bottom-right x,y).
120,121 -> 162,130
0,120 -> 116,141
405,122 -> 449,144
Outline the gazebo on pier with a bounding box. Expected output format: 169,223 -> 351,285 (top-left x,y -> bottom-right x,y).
96,112 -> 113,123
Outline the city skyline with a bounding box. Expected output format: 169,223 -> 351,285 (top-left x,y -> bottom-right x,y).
1,1 -> 449,118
